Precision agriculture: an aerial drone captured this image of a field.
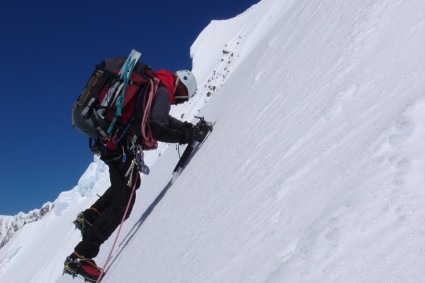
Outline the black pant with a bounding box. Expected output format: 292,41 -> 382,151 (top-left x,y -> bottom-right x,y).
75,152 -> 141,259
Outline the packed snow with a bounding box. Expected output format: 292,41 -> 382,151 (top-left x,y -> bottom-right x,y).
1,0 -> 424,282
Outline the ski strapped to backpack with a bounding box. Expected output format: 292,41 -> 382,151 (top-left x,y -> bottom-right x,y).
72,49 -> 160,153
107,50 -> 140,135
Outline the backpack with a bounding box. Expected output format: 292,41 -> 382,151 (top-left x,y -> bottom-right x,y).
72,56 -> 160,151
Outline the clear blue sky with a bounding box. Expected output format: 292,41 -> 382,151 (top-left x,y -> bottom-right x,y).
0,0 -> 259,215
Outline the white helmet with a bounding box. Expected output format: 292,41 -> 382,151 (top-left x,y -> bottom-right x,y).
175,70 -> 197,99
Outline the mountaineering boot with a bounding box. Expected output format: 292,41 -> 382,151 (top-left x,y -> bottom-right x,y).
64,252 -> 102,282
73,208 -> 100,234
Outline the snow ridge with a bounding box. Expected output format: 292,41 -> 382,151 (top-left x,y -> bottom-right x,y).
0,203 -> 53,249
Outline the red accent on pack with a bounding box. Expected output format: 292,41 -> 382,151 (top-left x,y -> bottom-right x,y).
155,69 -> 176,104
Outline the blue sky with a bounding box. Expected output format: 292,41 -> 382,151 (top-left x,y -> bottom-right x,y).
0,0 -> 259,215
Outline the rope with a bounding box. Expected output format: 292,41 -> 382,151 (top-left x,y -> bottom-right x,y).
96,169 -> 139,283
140,78 -> 160,148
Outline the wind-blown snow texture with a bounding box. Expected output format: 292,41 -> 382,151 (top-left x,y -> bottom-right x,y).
1,0 -> 424,282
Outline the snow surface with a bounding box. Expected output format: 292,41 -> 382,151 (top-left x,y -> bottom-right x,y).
1,0 -> 424,282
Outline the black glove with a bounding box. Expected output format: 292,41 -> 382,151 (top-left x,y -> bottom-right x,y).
179,122 -> 195,145
179,120 -> 211,145
192,122 -> 210,143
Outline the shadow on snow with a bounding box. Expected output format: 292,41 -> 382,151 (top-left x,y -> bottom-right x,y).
104,178 -> 174,273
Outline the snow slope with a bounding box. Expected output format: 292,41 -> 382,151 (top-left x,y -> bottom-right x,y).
1,0 -> 424,282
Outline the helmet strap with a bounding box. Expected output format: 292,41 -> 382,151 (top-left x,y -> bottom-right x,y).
173,76 -> 180,94
173,75 -> 189,103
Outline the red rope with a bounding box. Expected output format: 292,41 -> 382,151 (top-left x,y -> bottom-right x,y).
96,173 -> 139,283
141,78 -> 160,148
